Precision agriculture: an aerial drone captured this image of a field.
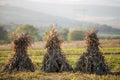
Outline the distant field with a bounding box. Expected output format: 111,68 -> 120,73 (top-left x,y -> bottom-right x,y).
0,39 -> 120,50
0,47 -> 120,80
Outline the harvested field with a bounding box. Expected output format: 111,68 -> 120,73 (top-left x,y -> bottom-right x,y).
0,38 -> 120,79
0,39 -> 119,50
0,47 -> 120,80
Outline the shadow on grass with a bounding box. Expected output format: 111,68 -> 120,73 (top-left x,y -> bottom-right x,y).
109,71 -> 120,76
0,77 -> 22,80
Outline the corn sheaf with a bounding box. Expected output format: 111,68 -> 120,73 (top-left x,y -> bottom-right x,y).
41,27 -> 73,72
75,30 -> 109,75
3,33 -> 35,73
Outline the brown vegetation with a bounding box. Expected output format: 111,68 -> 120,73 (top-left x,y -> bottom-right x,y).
41,28 -> 73,72
0,39 -> 119,50
3,33 -> 35,73
75,30 -> 109,75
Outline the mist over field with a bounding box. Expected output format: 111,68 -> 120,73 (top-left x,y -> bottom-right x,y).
0,0 -> 120,28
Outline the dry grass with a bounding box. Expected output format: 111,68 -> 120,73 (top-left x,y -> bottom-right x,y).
0,39 -> 119,50
0,71 -> 120,80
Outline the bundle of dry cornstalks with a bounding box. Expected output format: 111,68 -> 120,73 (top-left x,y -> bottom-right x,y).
3,33 -> 35,73
75,30 -> 109,75
41,28 -> 73,72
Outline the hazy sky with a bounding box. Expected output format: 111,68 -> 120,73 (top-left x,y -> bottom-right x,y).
0,0 -> 120,28
0,0 -> 120,6
28,0 -> 120,6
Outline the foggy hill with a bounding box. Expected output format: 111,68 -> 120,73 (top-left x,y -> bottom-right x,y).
0,5 -> 81,27
0,5 -> 120,36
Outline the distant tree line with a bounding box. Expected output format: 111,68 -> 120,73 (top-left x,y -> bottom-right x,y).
0,23 -> 120,44
0,26 -> 9,44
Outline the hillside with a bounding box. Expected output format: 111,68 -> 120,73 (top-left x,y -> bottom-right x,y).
0,5 -> 120,37
0,5 -> 81,27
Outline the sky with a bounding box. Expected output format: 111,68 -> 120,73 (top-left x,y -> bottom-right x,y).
0,0 -> 120,6
0,0 -> 120,28
27,0 -> 120,6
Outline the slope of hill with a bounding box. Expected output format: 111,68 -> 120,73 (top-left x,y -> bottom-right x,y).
0,5 -> 120,37
0,5 -> 81,27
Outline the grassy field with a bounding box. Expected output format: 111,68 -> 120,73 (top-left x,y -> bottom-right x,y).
0,47 -> 120,80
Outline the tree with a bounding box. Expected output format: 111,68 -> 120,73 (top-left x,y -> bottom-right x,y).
42,30 -> 50,41
16,24 -> 40,41
0,26 -> 9,44
68,30 -> 85,41
59,28 -> 69,41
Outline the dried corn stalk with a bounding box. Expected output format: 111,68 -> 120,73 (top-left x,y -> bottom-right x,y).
41,27 -> 73,72
75,30 -> 109,75
3,33 -> 35,73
